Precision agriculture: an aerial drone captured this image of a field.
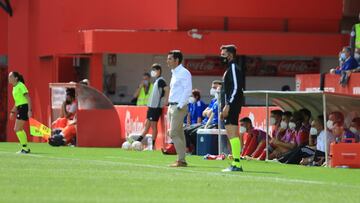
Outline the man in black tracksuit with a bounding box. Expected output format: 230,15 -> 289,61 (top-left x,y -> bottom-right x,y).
220,45 -> 244,172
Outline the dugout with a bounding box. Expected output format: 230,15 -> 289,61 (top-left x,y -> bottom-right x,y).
244,90 -> 360,168
49,83 -> 121,147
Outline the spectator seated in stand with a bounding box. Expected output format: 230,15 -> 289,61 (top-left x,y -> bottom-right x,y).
330,46 -> 358,75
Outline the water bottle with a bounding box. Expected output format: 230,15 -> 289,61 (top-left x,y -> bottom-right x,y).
147,137 -> 153,151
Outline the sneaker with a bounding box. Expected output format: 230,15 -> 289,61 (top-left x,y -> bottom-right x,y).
222,165 -> 243,172
16,149 -> 31,154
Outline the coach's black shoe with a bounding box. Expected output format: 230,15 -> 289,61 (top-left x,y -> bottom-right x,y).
16,149 -> 31,154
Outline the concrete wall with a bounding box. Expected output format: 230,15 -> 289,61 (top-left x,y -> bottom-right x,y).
103,54 -> 338,105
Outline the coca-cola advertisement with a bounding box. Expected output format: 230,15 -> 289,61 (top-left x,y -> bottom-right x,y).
245,57 -> 320,77
184,57 -> 320,77
184,57 -> 226,76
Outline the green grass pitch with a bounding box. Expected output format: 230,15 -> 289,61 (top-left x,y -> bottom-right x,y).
0,142 -> 359,203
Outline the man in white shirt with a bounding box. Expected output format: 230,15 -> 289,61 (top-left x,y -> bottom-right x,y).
167,50 -> 192,167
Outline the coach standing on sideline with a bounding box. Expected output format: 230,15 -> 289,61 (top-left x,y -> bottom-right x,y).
167,50 -> 192,167
220,45 -> 244,172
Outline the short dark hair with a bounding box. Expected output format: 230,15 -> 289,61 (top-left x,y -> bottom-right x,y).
143,72 -> 151,78
343,46 -> 352,54
281,85 -> 290,91
316,115 -> 324,127
271,110 -> 283,117
169,50 -> 183,64
192,89 -> 201,99
283,111 -> 293,118
299,108 -> 312,119
151,63 -> 162,75
220,45 -> 237,57
291,111 -> 304,123
240,117 -> 252,125
66,88 -> 76,98
212,80 -> 222,86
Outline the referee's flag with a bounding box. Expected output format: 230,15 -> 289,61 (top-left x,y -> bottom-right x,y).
29,118 -> 51,138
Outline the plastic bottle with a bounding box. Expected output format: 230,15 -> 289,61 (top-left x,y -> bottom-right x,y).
147,137 -> 153,151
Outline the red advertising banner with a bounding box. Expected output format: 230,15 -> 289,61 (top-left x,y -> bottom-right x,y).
184,57 -> 226,76
184,57 -> 320,77
246,57 -> 320,77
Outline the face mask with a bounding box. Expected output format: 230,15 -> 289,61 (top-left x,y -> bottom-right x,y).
210,88 -> 217,96
143,80 -> 149,86
310,127 -> 318,136
189,97 -> 196,103
280,121 -> 288,129
288,122 -> 296,130
355,53 -> 360,61
340,53 -> 346,60
326,120 -> 334,130
350,127 -> 358,134
150,70 -> 157,78
270,117 -> 276,125
239,126 -> 247,134
220,56 -> 228,65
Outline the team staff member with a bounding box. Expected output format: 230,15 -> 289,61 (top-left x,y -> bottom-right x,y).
167,50 -> 192,167
133,73 -> 153,106
137,64 -> 169,149
220,45 -> 244,172
8,72 -> 32,154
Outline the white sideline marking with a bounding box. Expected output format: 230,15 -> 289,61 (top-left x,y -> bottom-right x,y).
1,151 -> 359,189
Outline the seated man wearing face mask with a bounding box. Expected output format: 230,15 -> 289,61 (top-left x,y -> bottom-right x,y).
186,89 -> 207,126
254,111 -> 292,160
239,117 -> 267,158
269,111 -> 309,160
327,111 -> 357,143
279,115 -> 335,165
270,110 -> 284,139
349,117 -> 360,142
330,47 -> 358,75
184,81 -> 222,154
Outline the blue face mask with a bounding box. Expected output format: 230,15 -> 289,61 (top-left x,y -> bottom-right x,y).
340,53 -> 346,60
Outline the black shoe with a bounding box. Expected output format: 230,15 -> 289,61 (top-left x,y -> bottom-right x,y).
16,149 -> 31,154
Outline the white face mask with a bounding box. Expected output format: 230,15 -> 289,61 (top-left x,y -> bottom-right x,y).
210,88 -> 217,96
310,127 -> 318,136
327,120 -> 334,130
270,117 -> 276,125
354,53 -> 360,61
189,97 -> 196,103
150,70 -> 157,78
280,121 -> 288,129
288,122 -> 296,130
350,127 -> 358,134
239,126 -> 247,134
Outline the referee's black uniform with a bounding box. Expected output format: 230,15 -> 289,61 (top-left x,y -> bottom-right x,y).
223,59 -> 244,125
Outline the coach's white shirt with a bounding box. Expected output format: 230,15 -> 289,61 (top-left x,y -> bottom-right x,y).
169,64 -> 192,108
